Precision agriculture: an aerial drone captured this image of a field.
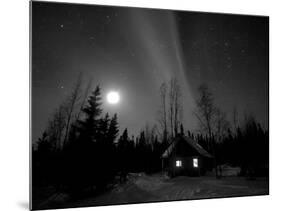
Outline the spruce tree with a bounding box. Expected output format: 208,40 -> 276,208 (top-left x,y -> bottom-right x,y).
118,128 -> 129,182
108,113 -> 119,144
97,113 -> 110,143
77,86 -> 102,143
66,86 -> 103,192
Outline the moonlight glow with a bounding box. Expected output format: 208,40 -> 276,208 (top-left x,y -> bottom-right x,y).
106,91 -> 120,104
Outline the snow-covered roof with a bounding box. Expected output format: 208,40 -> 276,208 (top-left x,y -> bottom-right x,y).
161,136 -> 213,158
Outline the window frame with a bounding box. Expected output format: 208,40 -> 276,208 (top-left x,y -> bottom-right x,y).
176,160 -> 182,167
193,158 -> 198,168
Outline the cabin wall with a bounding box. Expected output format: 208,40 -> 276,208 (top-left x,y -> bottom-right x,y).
164,156 -> 206,177
162,137 -> 214,177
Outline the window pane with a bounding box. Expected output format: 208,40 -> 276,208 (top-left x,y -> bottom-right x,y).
176,160 -> 182,167
193,158 -> 198,168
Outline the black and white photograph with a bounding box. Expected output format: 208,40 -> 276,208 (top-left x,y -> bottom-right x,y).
31,1 -> 269,210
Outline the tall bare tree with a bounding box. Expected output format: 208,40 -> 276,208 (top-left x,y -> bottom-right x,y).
194,84 -> 219,178
214,108 -> 229,142
194,84 -> 216,139
75,77 -> 93,121
62,73 -> 83,147
232,106 -> 238,132
158,78 -> 183,140
47,103 -> 67,149
66,77 -> 93,146
169,80 -> 175,138
173,78 -> 182,136
158,82 -> 168,142
168,78 -> 182,138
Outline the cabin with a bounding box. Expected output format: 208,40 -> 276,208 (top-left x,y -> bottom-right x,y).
161,136 -> 213,177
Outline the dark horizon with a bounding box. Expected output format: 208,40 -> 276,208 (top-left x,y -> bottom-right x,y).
32,2 -> 269,143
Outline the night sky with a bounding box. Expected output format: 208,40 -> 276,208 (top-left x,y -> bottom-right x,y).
32,1 -> 269,142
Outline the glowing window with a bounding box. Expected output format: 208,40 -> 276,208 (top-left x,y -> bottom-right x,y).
193,158 -> 198,168
176,160 -> 182,167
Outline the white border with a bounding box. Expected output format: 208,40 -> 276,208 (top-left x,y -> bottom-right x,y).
0,0 -> 280,211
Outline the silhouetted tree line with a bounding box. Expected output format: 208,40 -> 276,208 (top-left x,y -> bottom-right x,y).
116,128 -> 169,177
33,80 -> 168,198
187,116 -> 268,178
186,115 -> 268,178
33,85 -> 118,195
33,77 -> 268,204
191,84 -> 268,178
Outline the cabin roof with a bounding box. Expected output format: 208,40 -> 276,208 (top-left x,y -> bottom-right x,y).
161,136 -> 213,158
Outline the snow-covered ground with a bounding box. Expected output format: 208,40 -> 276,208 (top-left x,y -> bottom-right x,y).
37,173 -> 269,209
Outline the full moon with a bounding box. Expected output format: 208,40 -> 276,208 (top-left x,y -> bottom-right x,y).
106,91 -> 120,104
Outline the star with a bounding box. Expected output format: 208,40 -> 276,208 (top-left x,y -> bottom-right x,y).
105,15 -> 112,24
227,64 -> 232,69
60,24 -> 64,28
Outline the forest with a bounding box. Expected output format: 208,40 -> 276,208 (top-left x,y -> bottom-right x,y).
32,75 -> 269,203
